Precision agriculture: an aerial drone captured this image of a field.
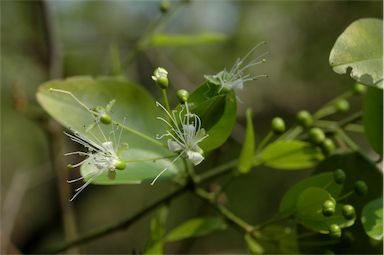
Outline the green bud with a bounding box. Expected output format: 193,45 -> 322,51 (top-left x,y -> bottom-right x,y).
342,205 -> 356,220
160,0 -> 170,13
335,99 -> 350,112
321,138 -> 335,155
354,180 -> 368,196
328,224 -> 341,238
353,83 -> 367,95
108,170 -> 116,180
333,169 -> 346,184
114,160 -> 126,170
309,127 -> 326,145
322,200 -> 336,217
152,67 -> 169,89
296,110 -> 313,128
271,117 -> 286,134
176,89 -> 190,103
100,114 -> 112,124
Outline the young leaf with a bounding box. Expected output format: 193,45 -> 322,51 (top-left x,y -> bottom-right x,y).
37,76 -> 184,185
329,18 -> 383,88
244,234 -> 264,254
361,197 -> 383,240
238,108 -> 255,174
279,172 -> 343,213
363,87 -> 383,155
254,140 -> 323,170
295,187 -> 355,233
166,217 -> 226,242
150,33 -> 226,47
145,206 -> 169,254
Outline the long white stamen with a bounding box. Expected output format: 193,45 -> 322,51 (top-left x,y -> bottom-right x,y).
150,152 -> 184,186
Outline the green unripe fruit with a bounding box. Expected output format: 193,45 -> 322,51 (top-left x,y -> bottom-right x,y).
271,117 -> 286,134
321,138 -> 335,155
100,114 -> 112,124
114,160 -> 126,170
296,110 -> 313,128
176,89 -> 190,103
322,200 -> 336,217
333,169 -> 346,184
354,180 -> 368,196
309,127 -> 326,144
353,83 -> 367,95
108,170 -> 116,180
328,224 -> 341,238
335,99 -> 350,112
342,205 -> 356,220
159,0 -> 170,13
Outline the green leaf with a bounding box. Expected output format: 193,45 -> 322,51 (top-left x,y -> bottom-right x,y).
166,217 -> 226,242
188,82 -> 237,152
295,187 -> 355,233
150,33 -> 226,47
363,87 -> 383,155
329,18 -> 383,88
279,172 -> 343,213
36,76 -> 184,185
145,206 -> 169,254
254,140 -> 323,170
238,108 -> 255,174
361,197 -> 383,240
244,234 -> 264,254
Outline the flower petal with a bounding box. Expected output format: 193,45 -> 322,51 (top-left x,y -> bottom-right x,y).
167,139 -> 183,152
187,150 -> 204,165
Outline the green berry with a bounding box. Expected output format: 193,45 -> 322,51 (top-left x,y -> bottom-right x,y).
176,89 -> 190,103
114,160 -> 126,170
322,200 -> 336,217
309,127 -> 326,144
100,114 -> 112,124
296,110 -> 313,128
321,138 -> 335,155
271,117 -> 286,134
333,169 -> 346,184
342,205 -> 356,220
335,99 -> 350,112
353,83 -> 367,95
354,180 -> 368,196
328,224 -> 341,238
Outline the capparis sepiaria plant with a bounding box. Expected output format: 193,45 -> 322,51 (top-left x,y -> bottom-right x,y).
36,18 -> 383,254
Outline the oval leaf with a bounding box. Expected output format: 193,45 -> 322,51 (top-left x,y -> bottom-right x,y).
361,197 -> 383,240
254,140 -> 323,170
329,18 -> 383,88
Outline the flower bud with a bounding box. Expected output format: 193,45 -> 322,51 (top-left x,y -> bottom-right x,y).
309,127 -> 326,145
321,138 -> 335,155
342,205 -> 356,220
328,224 -> 341,238
353,83 -> 366,95
333,169 -> 346,184
335,99 -> 350,112
271,117 -> 286,134
159,0 -> 170,13
354,180 -> 368,196
322,200 -> 336,217
100,114 -> 112,124
114,160 -> 126,170
176,89 -> 190,103
296,110 -> 313,128
152,67 -> 169,89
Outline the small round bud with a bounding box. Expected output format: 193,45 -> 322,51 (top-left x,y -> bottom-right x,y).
176,89 -> 190,103
114,160 -> 126,170
322,200 -> 336,217
296,110 -> 313,128
328,224 -> 341,238
354,180 -> 368,196
353,83 -> 367,95
335,99 -> 350,112
321,138 -> 335,155
342,205 -> 356,220
100,114 -> 112,124
108,170 -> 116,180
159,0 -> 170,13
309,127 -> 326,145
333,169 -> 346,184
152,67 -> 169,89
271,117 -> 286,134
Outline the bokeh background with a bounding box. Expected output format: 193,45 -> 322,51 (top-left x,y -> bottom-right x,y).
1,1 -> 382,253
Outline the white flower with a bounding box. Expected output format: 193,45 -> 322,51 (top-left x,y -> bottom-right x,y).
151,67 -> 168,82
204,42 -> 268,93
65,124 -> 126,201
151,101 -> 209,185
